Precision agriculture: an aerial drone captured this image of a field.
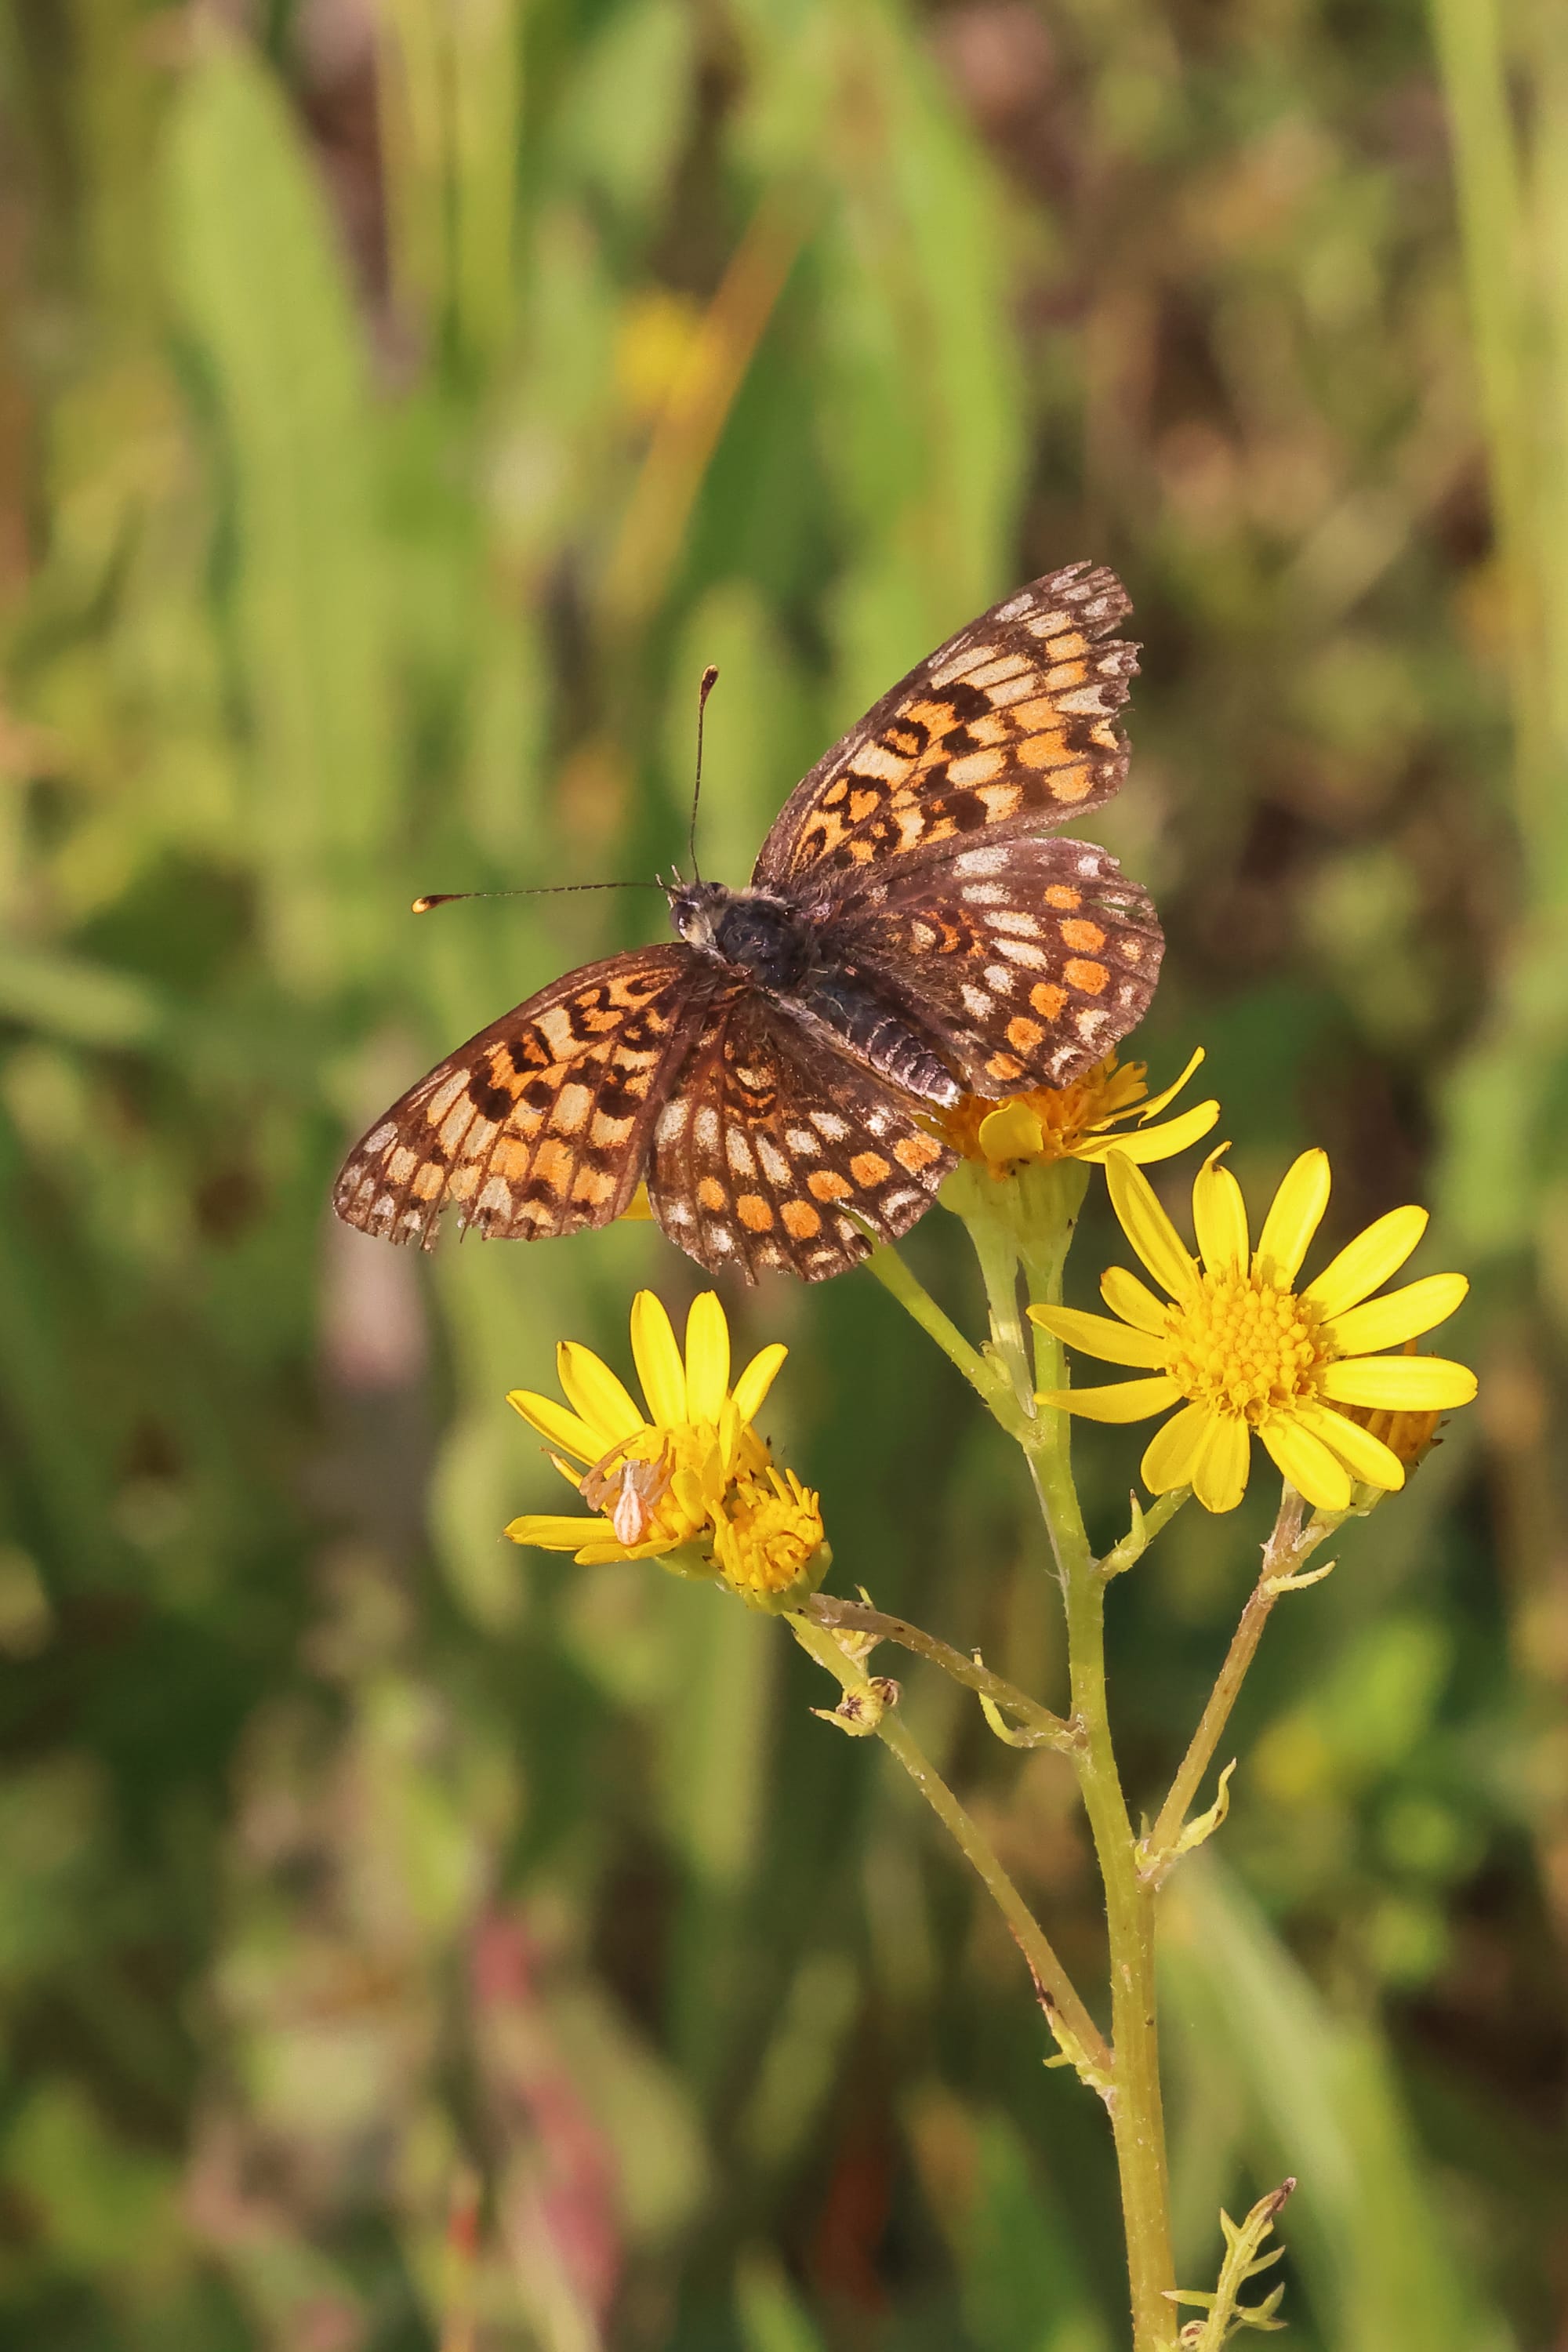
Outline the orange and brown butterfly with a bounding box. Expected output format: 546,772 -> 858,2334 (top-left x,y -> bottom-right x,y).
333,563 -> 1164,1282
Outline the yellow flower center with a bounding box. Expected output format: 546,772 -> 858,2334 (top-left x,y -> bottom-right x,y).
710,1469 -> 826,1607
1163,1273 -> 1328,1424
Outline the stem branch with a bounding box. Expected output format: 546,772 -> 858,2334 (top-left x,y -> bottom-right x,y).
786,1610 -> 1111,2089
1142,1486 -> 1342,1878
863,1244 -> 1018,1421
800,1593 -> 1077,1750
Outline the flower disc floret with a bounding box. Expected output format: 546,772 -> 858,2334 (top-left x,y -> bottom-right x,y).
940,1047 -> 1218,1178
1032,1146 -> 1477,1515
710,1468 -> 829,1611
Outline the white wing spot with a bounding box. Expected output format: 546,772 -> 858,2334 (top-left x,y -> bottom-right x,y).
811,1111 -> 849,1142
953,846 -> 1010,877
726,1127 -> 757,1177
961,985 -> 995,1020
694,1105 -> 720,1149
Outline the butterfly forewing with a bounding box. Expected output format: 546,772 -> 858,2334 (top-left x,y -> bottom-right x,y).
753,564 -> 1137,887
826,836 -> 1163,1097
648,994 -> 955,1282
333,948 -> 706,1247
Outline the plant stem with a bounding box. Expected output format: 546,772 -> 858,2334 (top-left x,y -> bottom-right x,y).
1015,1204 -> 1171,2342
971,1212 -> 1037,1416
800,1593 -> 1076,1750
863,1243 -> 1014,1417
786,1610 -> 1111,2089
1142,1486 -> 1341,1876
1031,1392 -> 1175,2350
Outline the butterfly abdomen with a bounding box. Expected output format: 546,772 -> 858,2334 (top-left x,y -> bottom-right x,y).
795,968 -> 959,1107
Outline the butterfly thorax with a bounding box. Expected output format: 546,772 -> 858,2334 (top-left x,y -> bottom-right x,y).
668,880 -> 959,1108
669,880 -> 815,989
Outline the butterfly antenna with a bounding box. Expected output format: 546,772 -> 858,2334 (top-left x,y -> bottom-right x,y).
411,881 -> 664,913
688,665 -> 720,882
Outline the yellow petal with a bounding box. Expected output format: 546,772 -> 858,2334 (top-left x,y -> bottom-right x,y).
684,1291 -> 731,1424
978,1101 -> 1046,1161
1254,1149 -> 1330,1287
574,1536 -> 672,1564
557,1341 -> 644,1445
1141,1400 -> 1210,1492
1192,1148 -> 1248,1277
1104,1153 -> 1199,1301
1036,1374 -> 1182,1423
1296,1401 -> 1404,1492
1131,1046 -> 1205,1124
619,1181 -> 654,1222
630,1290 -> 686,1424
1029,1303 -> 1168,1368
1302,1205 -> 1427,1319
1079,1099 -> 1219,1164
1258,1415 -> 1352,1512
1322,1272 -> 1468,1358
1100,1265 -> 1171,1334
1191,1412 -> 1250,1513
506,1389 -> 601,1462
734,1341 -> 788,1423
504,1512 -> 599,1551
1319,1356 -> 1477,1410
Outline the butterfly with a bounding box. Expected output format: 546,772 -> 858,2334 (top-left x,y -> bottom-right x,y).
333,562 -> 1163,1282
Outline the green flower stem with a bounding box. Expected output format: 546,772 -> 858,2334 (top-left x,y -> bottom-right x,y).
971,1212 -> 1037,1416
1029,1384 -> 1175,2352
1010,1183 -> 1174,2351
862,1244 -> 1014,1418
1142,1486 -> 1342,1878
800,1592 -> 1078,1751
786,1610 -> 1112,2089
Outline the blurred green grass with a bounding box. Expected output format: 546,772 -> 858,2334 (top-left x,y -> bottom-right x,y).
0,1 -> 1564,2347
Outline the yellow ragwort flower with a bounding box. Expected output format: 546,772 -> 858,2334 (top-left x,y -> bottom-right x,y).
504,1290 -> 827,1606
939,1048 -> 1219,1180
1031,1147 -> 1476,1515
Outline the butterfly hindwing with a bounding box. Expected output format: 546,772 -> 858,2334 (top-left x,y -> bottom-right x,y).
753,564 -> 1137,888
823,836 -> 1164,1097
333,948 -> 703,1247
648,993 -> 955,1282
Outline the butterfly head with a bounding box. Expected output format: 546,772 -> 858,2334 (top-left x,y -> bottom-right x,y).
665,877 -> 732,954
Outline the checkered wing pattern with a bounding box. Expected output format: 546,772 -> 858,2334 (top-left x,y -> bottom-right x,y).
824,837 -> 1163,1098
648,993 -> 955,1282
333,948 -> 704,1247
753,564 -> 1137,888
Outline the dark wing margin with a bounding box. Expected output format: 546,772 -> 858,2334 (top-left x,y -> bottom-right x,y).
648,993 -> 956,1282
332,947 -> 702,1248
824,836 -> 1164,1096
752,564 -> 1138,889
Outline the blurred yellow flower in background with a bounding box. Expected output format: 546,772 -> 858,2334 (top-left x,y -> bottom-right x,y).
1032,1147 -> 1476,1514
506,1291 -> 827,1607
940,1047 -> 1218,1181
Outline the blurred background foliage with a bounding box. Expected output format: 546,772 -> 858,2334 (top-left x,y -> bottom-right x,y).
0,0 -> 1565,2345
